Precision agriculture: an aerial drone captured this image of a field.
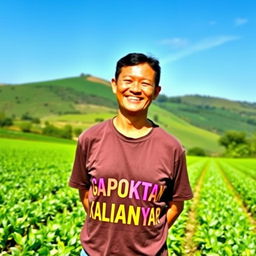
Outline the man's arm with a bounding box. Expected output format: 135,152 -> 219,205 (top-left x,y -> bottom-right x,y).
79,189 -> 89,214
166,201 -> 184,228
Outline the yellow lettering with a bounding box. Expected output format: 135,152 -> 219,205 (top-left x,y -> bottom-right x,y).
147,208 -> 155,226
117,179 -> 129,198
89,201 -> 95,219
92,178 -> 98,196
101,202 -> 110,222
127,205 -> 140,226
110,203 -> 116,222
156,185 -> 166,201
107,178 -> 118,196
155,207 -> 161,224
147,184 -> 158,202
94,202 -> 102,221
114,204 -> 126,224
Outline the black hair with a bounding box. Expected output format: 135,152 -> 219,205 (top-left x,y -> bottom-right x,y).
115,53 -> 161,87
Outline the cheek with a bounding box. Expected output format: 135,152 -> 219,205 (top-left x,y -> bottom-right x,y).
117,84 -> 129,94
142,89 -> 155,99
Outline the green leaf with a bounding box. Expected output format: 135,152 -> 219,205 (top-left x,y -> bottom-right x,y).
13,232 -> 23,245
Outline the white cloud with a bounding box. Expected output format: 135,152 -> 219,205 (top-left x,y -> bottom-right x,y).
159,38 -> 189,48
161,35 -> 240,64
234,18 -> 248,26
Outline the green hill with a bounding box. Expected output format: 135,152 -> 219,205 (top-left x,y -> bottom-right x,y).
2,75 -> 255,155
156,95 -> 256,135
0,75 -> 116,118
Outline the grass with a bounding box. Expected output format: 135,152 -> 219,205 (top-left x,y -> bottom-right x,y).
0,76 -> 117,118
0,128 -> 76,144
155,101 -> 256,134
149,104 -> 223,154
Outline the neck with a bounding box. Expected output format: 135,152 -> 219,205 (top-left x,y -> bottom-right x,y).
113,110 -> 152,138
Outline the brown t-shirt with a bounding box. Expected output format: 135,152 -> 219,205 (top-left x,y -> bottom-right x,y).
69,119 -> 193,256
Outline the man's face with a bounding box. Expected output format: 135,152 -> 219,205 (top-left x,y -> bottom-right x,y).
111,63 -> 161,115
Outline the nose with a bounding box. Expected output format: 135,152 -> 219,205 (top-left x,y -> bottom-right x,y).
129,81 -> 141,93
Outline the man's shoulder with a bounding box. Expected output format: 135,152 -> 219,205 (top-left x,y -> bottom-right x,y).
154,125 -> 184,151
78,119 -> 111,143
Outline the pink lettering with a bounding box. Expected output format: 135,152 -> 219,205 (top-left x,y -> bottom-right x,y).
141,181 -> 152,200
98,178 -> 107,196
129,180 -> 141,200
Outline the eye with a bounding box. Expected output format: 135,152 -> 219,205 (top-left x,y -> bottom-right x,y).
123,79 -> 132,84
141,81 -> 152,87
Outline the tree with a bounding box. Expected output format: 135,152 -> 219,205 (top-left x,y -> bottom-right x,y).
187,147 -> 206,156
0,113 -> 13,127
249,133 -> 256,156
219,130 -> 251,157
219,130 -> 247,148
42,123 -> 73,139
74,127 -> 83,137
19,122 -> 32,133
60,125 -> 73,139
153,114 -> 159,123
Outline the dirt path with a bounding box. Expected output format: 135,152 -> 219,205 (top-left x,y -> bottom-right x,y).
183,161 -> 209,255
217,162 -> 256,232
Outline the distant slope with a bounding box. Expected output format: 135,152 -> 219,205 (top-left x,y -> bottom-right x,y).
156,95 -> 256,135
148,104 -> 223,154
0,75 -> 116,117
1,75 -> 254,154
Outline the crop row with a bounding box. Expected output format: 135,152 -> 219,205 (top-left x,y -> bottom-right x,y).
194,160 -> 256,255
218,160 -> 256,217
0,138 -> 84,255
223,158 -> 256,180
167,158 -> 209,255
1,138 -> 255,255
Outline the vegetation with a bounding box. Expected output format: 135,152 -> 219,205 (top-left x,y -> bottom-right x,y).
19,122 -> 32,133
155,94 -> 256,135
42,123 -> 73,139
0,77 -> 116,118
187,147 -> 206,156
219,130 -> 256,157
0,138 -> 255,255
148,104 -> 223,154
0,113 -> 13,127
0,128 -> 75,144
0,76 -> 255,155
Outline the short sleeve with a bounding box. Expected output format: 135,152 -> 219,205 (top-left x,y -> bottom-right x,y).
172,152 -> 193,201
68,138 -> 91,190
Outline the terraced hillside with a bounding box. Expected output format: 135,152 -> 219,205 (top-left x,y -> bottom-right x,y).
155,95 -> 256,135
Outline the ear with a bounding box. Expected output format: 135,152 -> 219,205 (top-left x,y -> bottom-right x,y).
153,86 -> 161,100
111,78 -> 117,94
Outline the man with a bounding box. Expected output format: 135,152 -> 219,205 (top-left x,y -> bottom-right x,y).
69,53 -> 193,256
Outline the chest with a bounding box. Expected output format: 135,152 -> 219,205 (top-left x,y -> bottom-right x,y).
86,135 -> 176,187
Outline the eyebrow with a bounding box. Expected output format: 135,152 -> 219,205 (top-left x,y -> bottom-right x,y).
122,75 -> 153,82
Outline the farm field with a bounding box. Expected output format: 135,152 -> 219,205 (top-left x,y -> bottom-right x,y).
0,138 -> 255,255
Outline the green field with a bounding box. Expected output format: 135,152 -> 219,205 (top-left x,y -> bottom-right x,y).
0,138 -> 255,255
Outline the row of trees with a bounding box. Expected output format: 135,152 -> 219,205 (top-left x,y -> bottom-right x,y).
187,130 -> 256,158
1,113 -> 255,157
0,113 -> 84,140
42,123 -> 82,139
219,130 -> 256,158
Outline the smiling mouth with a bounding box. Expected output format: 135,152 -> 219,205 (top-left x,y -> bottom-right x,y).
125,96 -> 143,102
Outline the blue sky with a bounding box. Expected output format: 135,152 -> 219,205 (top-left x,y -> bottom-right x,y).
0,0 -> 255,102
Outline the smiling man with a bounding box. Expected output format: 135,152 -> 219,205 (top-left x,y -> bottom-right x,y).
69,53 -> 193,256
